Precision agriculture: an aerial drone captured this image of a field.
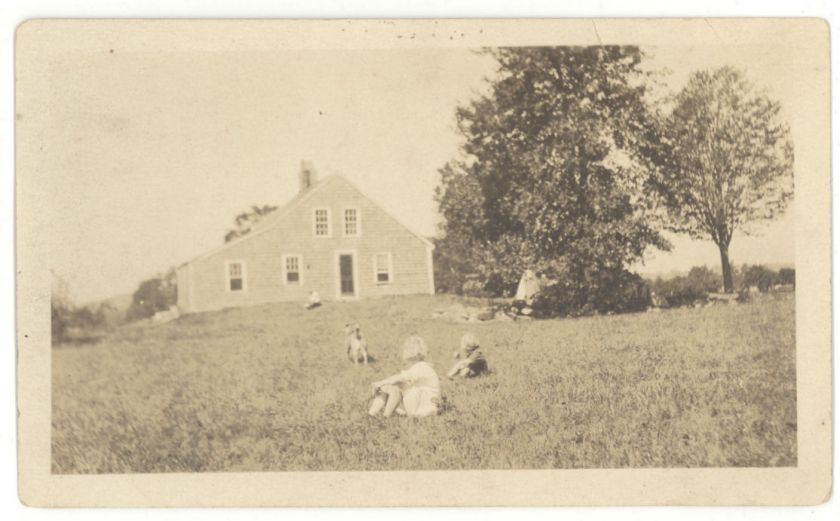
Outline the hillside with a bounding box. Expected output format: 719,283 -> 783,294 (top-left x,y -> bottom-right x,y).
52,293 -> 796,472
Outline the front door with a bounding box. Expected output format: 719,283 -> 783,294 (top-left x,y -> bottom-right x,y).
339,254 -> 355,297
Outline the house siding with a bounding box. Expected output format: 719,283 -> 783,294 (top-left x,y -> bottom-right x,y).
179,176 -> 433,313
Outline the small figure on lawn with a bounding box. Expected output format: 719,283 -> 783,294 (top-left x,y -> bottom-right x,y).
344,322 -> 370,365
304,290 -> 321,310
368,335 -> 441,418
447,332 -> 489,379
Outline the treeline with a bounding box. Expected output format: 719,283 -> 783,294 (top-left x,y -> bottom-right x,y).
648,265 -> 794,309
52,270 -> 177,345
51,299 -> 123,344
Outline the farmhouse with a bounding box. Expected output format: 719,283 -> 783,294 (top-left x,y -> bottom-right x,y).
175,162 -> 435,313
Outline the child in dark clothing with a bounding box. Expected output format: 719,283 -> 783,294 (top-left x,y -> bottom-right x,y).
447,333 -> 489,379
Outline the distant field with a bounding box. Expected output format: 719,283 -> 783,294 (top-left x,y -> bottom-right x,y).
52,293 -> 796,473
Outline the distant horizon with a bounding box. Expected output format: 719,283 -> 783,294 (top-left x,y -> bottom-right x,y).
79,258 -> 796,308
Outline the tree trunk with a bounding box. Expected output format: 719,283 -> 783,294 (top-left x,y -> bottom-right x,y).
718,243 -> 734,293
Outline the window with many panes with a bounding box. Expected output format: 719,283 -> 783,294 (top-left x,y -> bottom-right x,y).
314,208 -> 330,237
344,208 -> 360,236
374,252 -> 392,284
227,261 -> 244,291
284,255 -> 301,284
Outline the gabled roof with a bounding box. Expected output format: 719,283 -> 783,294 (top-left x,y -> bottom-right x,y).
178,174 -> 433,268
247,175 -> 332,235
336,174 -> 435,249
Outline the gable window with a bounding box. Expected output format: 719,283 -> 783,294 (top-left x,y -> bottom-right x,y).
374,252 -> 393,285
314,208 -> 330,237
283,254 -> 302,285
343,208 -> 360,236
226,261 -> 245,292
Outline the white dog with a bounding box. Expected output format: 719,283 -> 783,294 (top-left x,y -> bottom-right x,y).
344,322 -> 369,365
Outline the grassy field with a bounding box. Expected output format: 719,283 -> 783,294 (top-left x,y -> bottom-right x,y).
52,293 -> 796,473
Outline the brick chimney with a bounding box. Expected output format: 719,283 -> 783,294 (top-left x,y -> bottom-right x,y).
299,160 -> 317,193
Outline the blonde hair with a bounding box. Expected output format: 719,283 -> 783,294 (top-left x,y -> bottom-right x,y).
460,332 -> 479,351
401,335 -> 429,362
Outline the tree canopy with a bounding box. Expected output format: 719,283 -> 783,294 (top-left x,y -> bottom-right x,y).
435,46 -> 668,301
647,66 -> 794,292
125,271 -> 177,322
224,204 -> 279,243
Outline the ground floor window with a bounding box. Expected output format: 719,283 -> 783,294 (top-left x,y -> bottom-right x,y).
226,261 -> 245,291
374,252 -> 392,284
284,254 -> 302,284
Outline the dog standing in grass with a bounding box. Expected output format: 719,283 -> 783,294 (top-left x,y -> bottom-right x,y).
447,332 -> 489,379
345,322 -> 370,365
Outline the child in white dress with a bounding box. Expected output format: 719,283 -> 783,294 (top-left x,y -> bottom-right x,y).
368,335 -> 441,418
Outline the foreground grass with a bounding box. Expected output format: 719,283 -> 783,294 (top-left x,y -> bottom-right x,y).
52,293 -> 796,473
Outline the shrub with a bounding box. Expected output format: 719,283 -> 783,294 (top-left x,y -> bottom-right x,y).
741,264 -> 779,292
126,271 -> 177,322
649,266 -> 720,308
777,267 -> 795,287
685,266 -> 721,294
532,268 -> 651,318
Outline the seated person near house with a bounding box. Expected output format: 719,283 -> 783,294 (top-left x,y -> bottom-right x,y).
305,290 -> 321,310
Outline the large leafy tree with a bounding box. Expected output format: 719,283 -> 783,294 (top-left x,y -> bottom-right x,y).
435,46 -> 668,300
648,67 -> 793,292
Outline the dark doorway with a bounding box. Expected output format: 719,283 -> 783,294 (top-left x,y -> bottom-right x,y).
339,254 -> 355,297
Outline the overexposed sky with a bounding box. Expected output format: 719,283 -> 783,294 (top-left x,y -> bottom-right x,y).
43,45 -> 797,303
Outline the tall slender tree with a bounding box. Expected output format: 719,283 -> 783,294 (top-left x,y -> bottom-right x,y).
648,67 -> 794,292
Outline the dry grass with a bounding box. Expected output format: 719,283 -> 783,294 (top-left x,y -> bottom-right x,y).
52,293 -> 796,473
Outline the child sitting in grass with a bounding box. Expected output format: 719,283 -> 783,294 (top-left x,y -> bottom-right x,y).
447,332 -> 489,379
304,290 -> 321,310
368,335 -> 441,418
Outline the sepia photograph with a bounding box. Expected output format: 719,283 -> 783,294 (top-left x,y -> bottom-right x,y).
15,18 -> 830,506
